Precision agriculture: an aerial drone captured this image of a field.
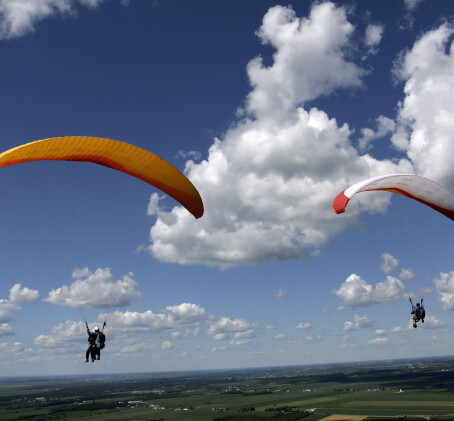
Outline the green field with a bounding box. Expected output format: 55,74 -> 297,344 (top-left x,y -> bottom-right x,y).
1,356 -> 454,420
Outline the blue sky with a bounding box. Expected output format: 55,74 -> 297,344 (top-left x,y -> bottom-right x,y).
0,0 -> 454,376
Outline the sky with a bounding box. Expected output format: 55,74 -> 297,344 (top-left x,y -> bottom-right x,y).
0,0 -> 454,377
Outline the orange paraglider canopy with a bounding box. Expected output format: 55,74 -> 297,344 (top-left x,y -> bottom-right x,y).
0,136 -> 204,219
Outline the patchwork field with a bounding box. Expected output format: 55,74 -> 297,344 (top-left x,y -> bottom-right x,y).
1,356 -> 454,420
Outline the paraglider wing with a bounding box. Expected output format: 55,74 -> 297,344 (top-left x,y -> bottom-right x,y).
332,174 -> 454,221
0,136 -> 203,218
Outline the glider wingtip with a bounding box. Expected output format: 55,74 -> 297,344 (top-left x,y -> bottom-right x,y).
332,191 -> 349,214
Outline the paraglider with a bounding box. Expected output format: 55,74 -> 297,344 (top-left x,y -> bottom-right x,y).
332,174 -> 454,221
0,136 -> 204,219
86,322 -> 106,363
409,298 -> 425,328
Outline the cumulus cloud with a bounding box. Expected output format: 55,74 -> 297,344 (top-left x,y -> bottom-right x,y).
404,0 -> 425,11
0,293 -> 30,337
146,2 -> 413,269
379,254 -> 415,282
375,329 -> 386,335
0,299 -> 20,323
406,315 -> 444,330
147,193 -> 164,217
0,341 -> 33,354
358,116 -> 395,152
306,334 -> 323,341
101,303 -> 207,333
208,317 -> 260,345
434,271 -> 454,311
34,320 -> 86,348
0,323 -> 13,337
175,150 -> 202,161
120,343 -> 155,354
334,273 -> 406,307
421,315 -> 445,329
44,268 -> 140,308
296,322 -> 311,330
96,303 -> 259,347
274,333 -> 292,341
161,340 -> 176,351
0,0 -> 110,39
343,314 -> 375,331
364,24 -> 384,56
392,23 -> 454,189
9,284 -> 39,304
381,253 -> 399,275
274,289 -> 287,299
399,268 -> 416,282
211,346 -> 228,352
368,337 -> 388,345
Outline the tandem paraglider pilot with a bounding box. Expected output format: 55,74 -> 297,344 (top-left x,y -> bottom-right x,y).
85,322 -> 106,363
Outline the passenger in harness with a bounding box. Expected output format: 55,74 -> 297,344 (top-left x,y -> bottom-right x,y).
410,298 -> 425,328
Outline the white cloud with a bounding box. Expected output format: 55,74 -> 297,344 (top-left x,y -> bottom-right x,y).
79,0 -> 107,8
334,273 -> 406,307
375,329 -> 386,335
343,314 -> 375,331
274,289 -> 287,299
305,334 -> 323,341
365,24 -> 383,46
100,303 -> 207,333
391,326 -> 404,333
381,253 -> 399,275
358,116 -> 395,152
147,3 -> 413,269
368,337 -> 388,345
0,323 -> 13,337
296,322 -> 311,330
399,268 -> 416,282
0,0 -> 71,39
176,150 -> 202,161
422,315 -> 445,329
211,346 -> 228,352
274,333 -> 291,341
406,315 -> 444,330
161,340 -> 176,351
364,24 -> 384,56
392,23 -> 454,190
0,299 -> 20,323
0,342 -> 33,354
34,320 -> 85,348
247,3 -> 365,118
120,343 -> 155,354
208,317 -> 259,344
9,284 -> 39,304
147,193 -> 164,217
0,0 -> 110,39
0,297 -> 22,337
404,0 -> 425,11
434,271 -> 454,311
44,268 -> 140,308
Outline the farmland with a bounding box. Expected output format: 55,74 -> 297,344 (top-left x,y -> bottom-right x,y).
1,356 -> 454,420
